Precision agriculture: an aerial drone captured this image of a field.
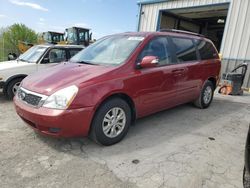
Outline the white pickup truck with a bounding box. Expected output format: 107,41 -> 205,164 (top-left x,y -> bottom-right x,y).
0,44 -> 83,99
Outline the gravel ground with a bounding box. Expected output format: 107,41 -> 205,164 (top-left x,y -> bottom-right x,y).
0,91 -> 250,188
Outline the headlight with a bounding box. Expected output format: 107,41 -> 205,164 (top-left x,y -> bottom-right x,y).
43,85 -> 78,110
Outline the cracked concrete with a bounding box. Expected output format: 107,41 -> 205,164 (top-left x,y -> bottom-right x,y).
0,92 -> 250,188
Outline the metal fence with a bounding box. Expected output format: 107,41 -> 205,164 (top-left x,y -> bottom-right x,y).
0,47 -> 10,62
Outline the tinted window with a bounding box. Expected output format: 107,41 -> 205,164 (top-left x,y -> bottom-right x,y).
171,37 -> 197,63
196,40 -> 218,60
48,49 -> 66,63
79,30 -> 89,42
69,49 -> 82,58
138,37 -> 171,66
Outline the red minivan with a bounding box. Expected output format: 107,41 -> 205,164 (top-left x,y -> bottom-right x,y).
14,30 -> 221,145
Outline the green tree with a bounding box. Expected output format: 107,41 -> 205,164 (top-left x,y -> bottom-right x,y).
0,27 -> 7,61
0,23 -> 38,60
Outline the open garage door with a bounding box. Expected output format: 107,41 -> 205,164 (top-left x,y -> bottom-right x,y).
159,3 -> 229,51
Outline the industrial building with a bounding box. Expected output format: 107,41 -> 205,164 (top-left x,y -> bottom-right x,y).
137,0 -> 250,88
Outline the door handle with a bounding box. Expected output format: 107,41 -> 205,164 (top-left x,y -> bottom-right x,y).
172,69 -> 185,73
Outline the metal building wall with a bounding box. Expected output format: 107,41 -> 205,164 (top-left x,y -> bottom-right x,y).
138,0 -> 230,32
138,0 -> 250,88
220,0 -> 250,88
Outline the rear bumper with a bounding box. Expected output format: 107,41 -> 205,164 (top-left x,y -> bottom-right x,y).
14,96 -> 95,138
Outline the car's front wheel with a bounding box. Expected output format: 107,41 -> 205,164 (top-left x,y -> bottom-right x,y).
5,78 -> 23,100
90,98 -> 131,146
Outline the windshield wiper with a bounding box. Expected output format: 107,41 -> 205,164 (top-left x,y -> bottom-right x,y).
74,61 -> 98,65
17,58 -> 25,62
18,58 -> 32,63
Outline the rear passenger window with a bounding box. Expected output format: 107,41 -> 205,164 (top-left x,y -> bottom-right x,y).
69,49 -> 82,58
196,40 -> 218,60
171,37 -> 197,63
138,37 -> 171,66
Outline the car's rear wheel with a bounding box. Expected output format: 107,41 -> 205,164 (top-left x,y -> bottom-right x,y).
5,78 -> 23,100
194,80 -> 214,109
90,98 -> 131,146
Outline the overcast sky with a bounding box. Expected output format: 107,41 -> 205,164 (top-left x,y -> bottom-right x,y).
0,0 -> 140,39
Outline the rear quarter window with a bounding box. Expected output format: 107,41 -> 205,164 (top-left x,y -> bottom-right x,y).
196,40 -> 218,60
171,37 -> 198,63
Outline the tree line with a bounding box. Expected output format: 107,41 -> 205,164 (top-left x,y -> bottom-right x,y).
0,23 -> 38,62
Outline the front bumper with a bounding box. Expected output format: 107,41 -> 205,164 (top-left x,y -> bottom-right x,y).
14,97 -> 94,137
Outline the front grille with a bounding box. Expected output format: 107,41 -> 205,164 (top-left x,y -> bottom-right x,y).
23,93 -> 42,106
17,87 -> 47,107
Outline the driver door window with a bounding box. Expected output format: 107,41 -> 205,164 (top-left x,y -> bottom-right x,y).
138,37 -> 171,66
48,49 -> 66,63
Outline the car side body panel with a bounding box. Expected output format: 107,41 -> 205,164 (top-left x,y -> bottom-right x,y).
0,61 -> 37,82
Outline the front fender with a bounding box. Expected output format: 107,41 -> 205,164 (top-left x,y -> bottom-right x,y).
70,79 -> 131,109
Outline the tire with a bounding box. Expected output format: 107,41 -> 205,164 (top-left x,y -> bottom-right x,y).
193,80 -> 214,109
90,98 -> 131,146
244,167 -> 250,188
5,78 -> 23,100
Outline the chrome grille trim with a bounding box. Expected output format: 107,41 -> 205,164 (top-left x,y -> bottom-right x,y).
17,87 -> 48,108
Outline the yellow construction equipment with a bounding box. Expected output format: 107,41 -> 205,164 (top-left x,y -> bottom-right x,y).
59,27 -> 92,46
16,27 -> 92,55
39,31 -> 64,44
13,27 -> 93,57
17,41 -> 34,54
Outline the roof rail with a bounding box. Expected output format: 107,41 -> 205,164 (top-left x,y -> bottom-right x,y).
159,29 -> 204,37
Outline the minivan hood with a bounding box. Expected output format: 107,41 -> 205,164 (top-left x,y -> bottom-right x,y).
0,60 -> 29,70
21,62 -> 115,96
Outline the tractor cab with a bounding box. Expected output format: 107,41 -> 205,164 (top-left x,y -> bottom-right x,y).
41,31 -> 64,44
64,27 -> 92,46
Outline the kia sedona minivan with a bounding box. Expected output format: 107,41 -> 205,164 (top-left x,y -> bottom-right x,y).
14,30 -> 221,146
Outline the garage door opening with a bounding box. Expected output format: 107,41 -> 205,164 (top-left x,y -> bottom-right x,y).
158,3 -> 230,51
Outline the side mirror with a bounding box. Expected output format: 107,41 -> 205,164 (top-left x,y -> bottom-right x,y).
42,57 -> 49,64
140,56 -> 159,68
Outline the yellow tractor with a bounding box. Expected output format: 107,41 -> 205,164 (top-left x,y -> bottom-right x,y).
39,31 -> 64,44
60,27 -> 92,46
15,27 -> 92,58
17,31 -> 64,54
17,41 -> 34,54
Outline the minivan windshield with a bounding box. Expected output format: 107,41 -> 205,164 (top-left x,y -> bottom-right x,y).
18,45 -> 48,63
70,35 -> 144,65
